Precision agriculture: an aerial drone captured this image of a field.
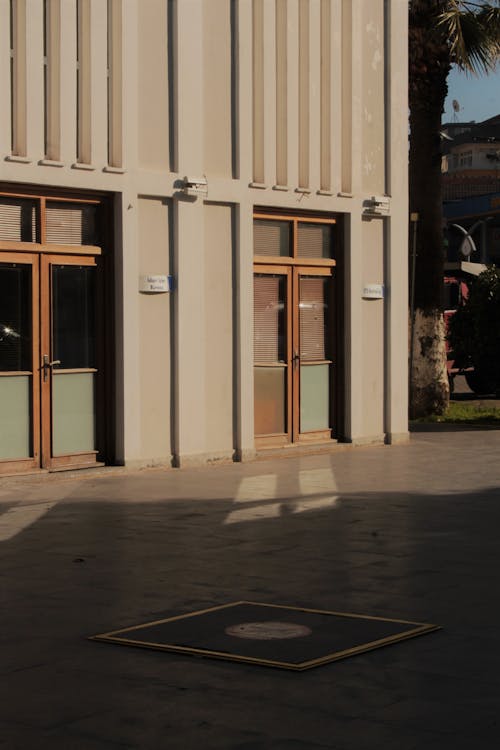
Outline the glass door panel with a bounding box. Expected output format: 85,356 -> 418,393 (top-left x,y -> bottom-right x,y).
0,260 -> 37,466
296,271 -> 333,439
40,255 -> 98,468
52,372 -> 95,454
50,261 -> 97,459
254,270 -> 290,440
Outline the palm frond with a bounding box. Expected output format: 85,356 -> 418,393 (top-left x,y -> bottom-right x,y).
438,1 -> 500,74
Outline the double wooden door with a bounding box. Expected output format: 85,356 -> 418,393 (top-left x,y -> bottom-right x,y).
254,264 -> 335,446
0,251 -> 100,473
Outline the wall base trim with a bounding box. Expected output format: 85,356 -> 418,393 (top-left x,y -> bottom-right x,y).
172,450 -> 235,469
384,431 -> 410,445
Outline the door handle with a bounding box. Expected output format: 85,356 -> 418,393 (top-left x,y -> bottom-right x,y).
42,355 -> 61,381
292,351 -> 300,368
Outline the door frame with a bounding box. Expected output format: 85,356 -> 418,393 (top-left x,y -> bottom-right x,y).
253,265 -> 293,447
253,211 -> 339,449
0,252 -> 40,474
292,265 -> 334,444
0,186 -> 111,476
40,253 -> 99,471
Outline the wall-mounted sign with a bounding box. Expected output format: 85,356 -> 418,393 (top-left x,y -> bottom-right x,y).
362,284 -> 384,300
139,275 -> 173,293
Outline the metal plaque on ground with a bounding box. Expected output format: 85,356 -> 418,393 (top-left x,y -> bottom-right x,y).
90,601 -> 440,671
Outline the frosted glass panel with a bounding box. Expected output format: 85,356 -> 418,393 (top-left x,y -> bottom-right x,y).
254,366 -> 286,435
300,364 -> 329,432
0,376 -> 31,458
52,372 -> 95,455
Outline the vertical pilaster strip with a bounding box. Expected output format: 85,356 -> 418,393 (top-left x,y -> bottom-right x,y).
287,0 -> 299,188
263,0 -> 276,187
11,0 -> 27,156
234,201 -> 255,460
319,0 -> 331,191
252,0 -> 264,183
298,0 -> 309,189
349,0 -> 363,194
107,0 -> 122,168
237,0 -> 252,181
26,0 -> 44,158
59,0 -> 76,164
275,0 -> 287,187
76,0 -> 91,163
309,0 -> 321,189
121,0 -> 137,172
343,210 -> 365,441
384,0 -> 408,442
45,0 -> 61,160
330,0 -> 342,193
174,0 -> 206,464
0,0 -> 11,155
90,0 -> 107,166
340,0 -> 351,193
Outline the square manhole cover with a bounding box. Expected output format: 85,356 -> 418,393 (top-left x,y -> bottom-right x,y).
90,602 -> 440,671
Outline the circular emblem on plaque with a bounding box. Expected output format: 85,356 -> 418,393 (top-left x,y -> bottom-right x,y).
225,621 -> 312,640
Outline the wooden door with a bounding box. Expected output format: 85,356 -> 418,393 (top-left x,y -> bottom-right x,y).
292,266 -> 335,443
0,252 -> 100,474
253,264 -> 335,447
0,253 -> 40,473
40,254 -> 99,470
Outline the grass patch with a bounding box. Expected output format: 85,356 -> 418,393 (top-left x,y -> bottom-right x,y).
416,402 -> 500,425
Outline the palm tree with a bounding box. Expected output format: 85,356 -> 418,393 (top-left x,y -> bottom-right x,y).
409,0 -> 500,418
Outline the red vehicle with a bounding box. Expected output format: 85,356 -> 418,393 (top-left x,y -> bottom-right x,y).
444,261 -> 486,392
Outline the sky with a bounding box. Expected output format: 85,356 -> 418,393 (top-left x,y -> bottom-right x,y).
443,65 -> 500,124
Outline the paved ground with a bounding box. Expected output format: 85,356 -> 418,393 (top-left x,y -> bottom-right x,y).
1,425 -> 500,749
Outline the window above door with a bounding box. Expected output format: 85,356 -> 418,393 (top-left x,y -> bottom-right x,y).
253,212 -> 337,267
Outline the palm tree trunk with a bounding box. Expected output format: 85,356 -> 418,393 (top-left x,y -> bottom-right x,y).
409,0 -> 450,418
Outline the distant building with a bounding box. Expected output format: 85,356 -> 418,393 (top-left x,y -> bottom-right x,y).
0,0 -> 409,477
442,115 -> 500,200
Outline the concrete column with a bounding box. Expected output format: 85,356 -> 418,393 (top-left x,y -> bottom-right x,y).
234,200 -> 255,461
344,209 -> 365,441
59,0 -> 77,165
384,0 -> 409,443
89,0 -> 107,167
26,0 -> 44,159
173,0 -> 206,465
0,0 -> 11,155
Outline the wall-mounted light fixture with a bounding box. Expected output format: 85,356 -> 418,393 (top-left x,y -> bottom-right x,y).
182,176 -> 208,197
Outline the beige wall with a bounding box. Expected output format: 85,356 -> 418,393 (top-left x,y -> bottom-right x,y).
361,0 -> 386,195
0,0 -> 409,468
361,219 -> 385,439
203,203 -> 234,453
137,196 -> 171,463
137,0 -> 170,171
203,0 -> 233,178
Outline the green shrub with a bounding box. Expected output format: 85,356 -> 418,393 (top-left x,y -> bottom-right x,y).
449,267 -> 500,393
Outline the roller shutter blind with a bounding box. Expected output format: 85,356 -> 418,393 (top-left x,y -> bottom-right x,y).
0,199 -> 37,242
299,277 -> 327,360
297,222 -> 332,259
46,202 -> 97,245
254,219 -> 291,257
254,275 -> 285,363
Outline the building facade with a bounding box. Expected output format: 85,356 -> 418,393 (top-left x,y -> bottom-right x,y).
0,0 -> 409,475
442,115 -> 500,200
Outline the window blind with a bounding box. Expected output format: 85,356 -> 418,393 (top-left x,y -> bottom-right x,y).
254,275 -> 285,363
0,199 -> 37,242
46,203 -> 97,245
297,223 -> 332,259
299,277 -> 327,360
254,219 -> 291,257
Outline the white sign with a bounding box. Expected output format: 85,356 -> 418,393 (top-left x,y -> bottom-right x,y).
362,284 -> 384,300
139,275 -> 172,293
